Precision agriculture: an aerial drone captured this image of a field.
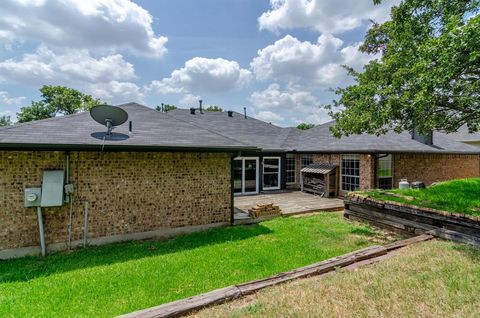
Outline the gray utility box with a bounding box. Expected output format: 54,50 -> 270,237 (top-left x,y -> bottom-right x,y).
40,170 -> 65,207
24,187 -> 42,207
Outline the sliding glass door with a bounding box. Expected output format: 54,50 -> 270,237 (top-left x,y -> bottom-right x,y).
234,157 -> 259,195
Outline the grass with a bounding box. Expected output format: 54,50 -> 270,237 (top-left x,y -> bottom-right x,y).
360,178 -> 480,217
192,240 -> 480,318
0,213 -> 392,318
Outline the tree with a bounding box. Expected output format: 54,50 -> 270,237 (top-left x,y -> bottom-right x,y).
328,0 -> 480,137
0,115 -> 11,126
205,105 -> 223,112
296,123 -> 315,130
155,103 -> 177,112
17,85 -> 102,123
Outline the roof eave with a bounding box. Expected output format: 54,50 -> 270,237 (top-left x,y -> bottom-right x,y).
289,149 -> 480,155
0,143 -> 260,153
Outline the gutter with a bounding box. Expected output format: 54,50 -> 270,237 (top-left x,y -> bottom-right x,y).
289,149 -> 480,155
0,143 -> 261,153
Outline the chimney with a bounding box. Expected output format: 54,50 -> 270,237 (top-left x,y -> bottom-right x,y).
227,110 -> 233,117
199,100 -> 203,114
243,107 -> 247,119
411,127 -> 433,145
190,107 -> 196,115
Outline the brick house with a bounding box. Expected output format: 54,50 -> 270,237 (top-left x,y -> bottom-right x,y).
168,108 -> 480,196
0,102 -> 479,258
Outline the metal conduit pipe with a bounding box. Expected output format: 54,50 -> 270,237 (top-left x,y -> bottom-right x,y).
83,201 -> 89,247
37,206 -> 46,257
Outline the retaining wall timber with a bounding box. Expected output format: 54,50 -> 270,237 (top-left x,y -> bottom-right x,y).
344,194 -> 480,238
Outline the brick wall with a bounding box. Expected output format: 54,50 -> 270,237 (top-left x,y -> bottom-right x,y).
393,154 -> 480,186
294,152 -> 479,195
0,151 -> 232,251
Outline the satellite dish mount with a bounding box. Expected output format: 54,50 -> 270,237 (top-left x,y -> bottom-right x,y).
90,105 -> 128,139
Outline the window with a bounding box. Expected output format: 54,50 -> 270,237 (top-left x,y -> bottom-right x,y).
341,154 -> 360,191
263,157 -> 280,190
301,154 -> 313,168
377,154 -> 393,189
286,154 -> 296,183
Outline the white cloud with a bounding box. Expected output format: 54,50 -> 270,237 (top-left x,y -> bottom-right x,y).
251,35 -> 377,87
0,91 -> 25,106
250,83 -> 331,125
250,83 -> 318,111
86,81 -> 143,104
255,111 -> 284,125
148,57 -> 252,94
179,94 -> 202,107
259,0 -> 399,34
0,47 -> 136,85
0,0 -> 168,58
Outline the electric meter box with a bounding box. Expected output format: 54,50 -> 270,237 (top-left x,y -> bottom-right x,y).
40,170 -> 65,207
24,187 -> 42,207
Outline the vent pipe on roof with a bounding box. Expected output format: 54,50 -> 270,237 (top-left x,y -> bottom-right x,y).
199,100 -> 203,114
190,107 -> 196,115
243,107 -> 247,119
227,110 -> 233,117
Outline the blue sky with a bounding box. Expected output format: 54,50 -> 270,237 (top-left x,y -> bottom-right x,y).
0,0 -> 398,126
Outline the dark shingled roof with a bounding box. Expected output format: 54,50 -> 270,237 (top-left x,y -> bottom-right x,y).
442,125 -> 480,143
167,109 -> 295,151
0,103 -> 258,152
167,110 -> 479,154
286,121 -> 480,154
1,103 -> 478,154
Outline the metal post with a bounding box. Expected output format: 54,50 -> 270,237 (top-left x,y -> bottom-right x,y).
83,201 -> 89,247
37,207 -> 46,257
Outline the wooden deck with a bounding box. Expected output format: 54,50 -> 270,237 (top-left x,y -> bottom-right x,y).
234,191 -> 344,225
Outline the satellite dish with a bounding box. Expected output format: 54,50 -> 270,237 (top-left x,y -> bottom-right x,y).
90,105 -> 128,138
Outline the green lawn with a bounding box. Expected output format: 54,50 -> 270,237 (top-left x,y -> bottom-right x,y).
360,178 -> 480,217
0,213 -> 390,318
193,240 -> 480,318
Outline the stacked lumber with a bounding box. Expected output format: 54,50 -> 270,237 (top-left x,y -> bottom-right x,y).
248,203 -> 281,218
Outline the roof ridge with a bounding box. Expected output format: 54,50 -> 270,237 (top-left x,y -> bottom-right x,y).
0,111 -> 87,132
0,102 -> 153,132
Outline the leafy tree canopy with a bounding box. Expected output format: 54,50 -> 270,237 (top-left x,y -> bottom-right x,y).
205,105 -> 223,112
328,0 -> 480,137
155,104 -> 177,112
17,85 -> 101,123
0,115 -> 11,126
296,123 -> 315,130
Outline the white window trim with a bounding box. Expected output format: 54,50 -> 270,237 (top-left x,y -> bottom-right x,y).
263,156 -> 281,190
234,157 -> 259,195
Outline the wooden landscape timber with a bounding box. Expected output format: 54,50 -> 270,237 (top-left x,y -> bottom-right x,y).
117,235 -> 434,318
344,194 -> 480,242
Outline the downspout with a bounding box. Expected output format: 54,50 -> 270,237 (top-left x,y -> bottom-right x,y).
65,152 -> 75,249
230,154 -> 235,225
